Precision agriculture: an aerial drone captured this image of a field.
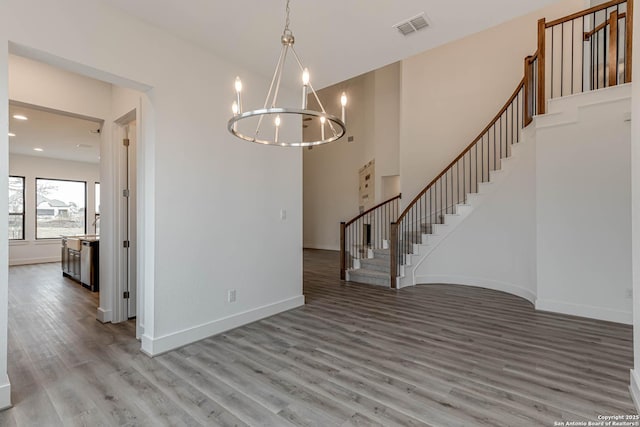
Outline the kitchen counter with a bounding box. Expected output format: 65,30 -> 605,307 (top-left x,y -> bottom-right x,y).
61,235 -> 99,292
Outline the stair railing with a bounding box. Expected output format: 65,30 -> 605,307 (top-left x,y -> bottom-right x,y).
537,0 -> 633,114
337,0 -> 632,288
340,194 -> 401,280
388,0 -> 633,289
390,80 -> 527,288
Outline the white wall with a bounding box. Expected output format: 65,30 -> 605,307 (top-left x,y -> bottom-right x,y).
9,54 -> 112,119
413,126 -> 538,304
411,85 -> 632,325
400,0 -> 584,208
373,63 -> 401,203
0,0 -> 304,408
8,154 -> 100,265
303,1 -> 584,251
303,63 -> 400,250
536,87 -> 632,324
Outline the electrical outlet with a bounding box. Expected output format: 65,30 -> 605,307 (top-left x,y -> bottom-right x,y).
626,288 -> 633,299
228,289 -> 236,303
280,209 -> 287,220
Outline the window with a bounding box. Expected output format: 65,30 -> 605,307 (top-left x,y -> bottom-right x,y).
94,182 -> 100,235
9,176 -> 24,240
36,178 -> 86,239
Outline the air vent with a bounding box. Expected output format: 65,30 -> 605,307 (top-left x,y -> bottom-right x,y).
394,13 -> 429,36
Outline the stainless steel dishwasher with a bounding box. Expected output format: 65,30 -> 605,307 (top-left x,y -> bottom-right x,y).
80,241 -> 92,287
80,240 -> 99,291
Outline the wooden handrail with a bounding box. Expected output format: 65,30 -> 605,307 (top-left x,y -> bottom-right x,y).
583,12 -> 626,40
546,0 -> 627,28
396,79 -> 525,224
344,193 -> 401,227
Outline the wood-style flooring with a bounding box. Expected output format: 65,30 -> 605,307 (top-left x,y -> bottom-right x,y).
0,250 -> 636,426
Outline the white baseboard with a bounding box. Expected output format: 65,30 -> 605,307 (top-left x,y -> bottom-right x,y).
96,307 -> 112,323
630,370 -> 640,414
9,256 -> 59,266
536,298 -> 632,325
0,375 -> 11,410
141,295 -> 305,357
414,274 -> 536,305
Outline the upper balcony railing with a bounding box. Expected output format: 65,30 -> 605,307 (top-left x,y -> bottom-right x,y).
537,0 -> 633,114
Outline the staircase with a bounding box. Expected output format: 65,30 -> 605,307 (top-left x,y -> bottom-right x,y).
340,0 -> 633,289
347,248 -> 391,287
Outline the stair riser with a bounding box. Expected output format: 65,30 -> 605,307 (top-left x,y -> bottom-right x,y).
359,260 -> 390,273
348,273 -> 390,287
372,249 -> 390,260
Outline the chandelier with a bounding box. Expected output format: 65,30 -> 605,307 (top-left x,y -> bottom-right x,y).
227,0 -> 347,147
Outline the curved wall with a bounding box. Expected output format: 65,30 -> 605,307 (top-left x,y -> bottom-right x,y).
413,126 -> 538,305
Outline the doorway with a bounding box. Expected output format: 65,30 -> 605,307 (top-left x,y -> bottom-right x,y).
6,53 -> 147,336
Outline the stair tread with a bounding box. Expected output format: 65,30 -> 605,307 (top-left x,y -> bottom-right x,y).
372,248 -> 390,253
348,268 -> 389,278
360,257 -> 389,265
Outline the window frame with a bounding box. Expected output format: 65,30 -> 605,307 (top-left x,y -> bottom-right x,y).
35,177 -> 87,240
8,175 -> 25,241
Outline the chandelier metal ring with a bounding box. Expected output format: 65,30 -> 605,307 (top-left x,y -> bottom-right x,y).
227,108 -> 345,147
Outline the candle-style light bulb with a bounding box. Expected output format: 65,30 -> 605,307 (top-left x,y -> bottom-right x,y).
340,92 -> 347,123
320,116 -> 326,141
302,68 -> 310,109
234,76 -> 243,115
232,101 -> 239,115
275,115 -> 281,143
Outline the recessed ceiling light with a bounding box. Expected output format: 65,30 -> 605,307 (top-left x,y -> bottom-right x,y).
8,132 -> 15,137
76,144 -> 93,149
13,115 -> 28,121
33,148 -> 43,152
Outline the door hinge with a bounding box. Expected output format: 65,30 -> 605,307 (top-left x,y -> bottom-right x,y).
123,291 -> 130,299
123,240 -> 130,248
122,189 -> 130,198
123,138 -> 130,147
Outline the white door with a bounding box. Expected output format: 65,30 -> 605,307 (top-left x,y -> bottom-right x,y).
127,121 -> 137,319
122,121 -> 137,319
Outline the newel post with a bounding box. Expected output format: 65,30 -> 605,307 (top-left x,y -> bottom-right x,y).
340,222 -> 346,280
537,18 -> 546,115
390,222 -> 398,289
609,10 -> 619,87
524,55 -> 533,126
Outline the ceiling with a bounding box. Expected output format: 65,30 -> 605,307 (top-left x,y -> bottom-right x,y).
9,104 -> 102,164
101,0 -> 561,89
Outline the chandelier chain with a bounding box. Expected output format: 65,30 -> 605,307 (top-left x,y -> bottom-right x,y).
284,0 -> 291,33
